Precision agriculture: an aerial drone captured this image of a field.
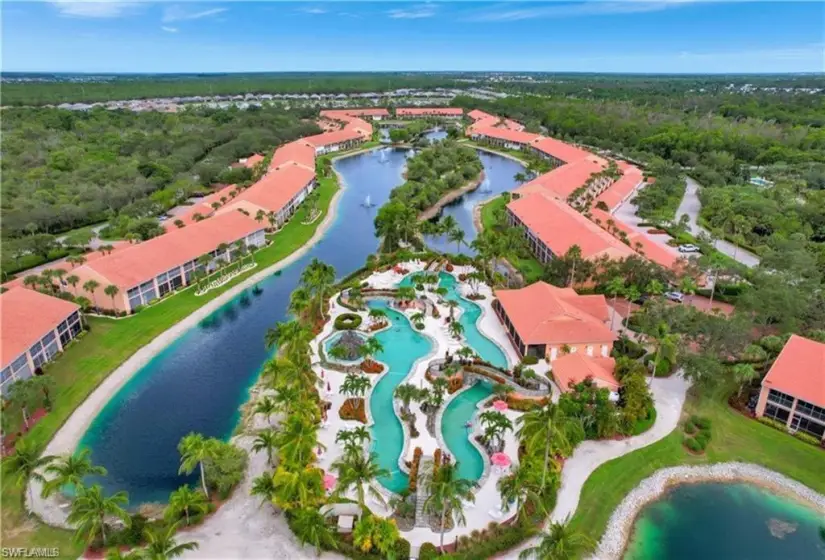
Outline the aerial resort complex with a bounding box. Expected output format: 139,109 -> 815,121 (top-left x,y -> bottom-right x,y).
2,13 -> 825,558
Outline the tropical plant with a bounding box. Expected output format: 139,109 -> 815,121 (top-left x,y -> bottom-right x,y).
423,461 -> 475,549
498,462 -> 545,521
42,449 -> 107,498
394,383 -> 421,413
449,320 -> 465,339
732,363 -> 758,398
250,472 -> 277,505
251,428 -> 278,466
300,258 -> 336,321
272,466 -> 324,511
353,514 -> 401,557
66,483 -> 130,547
518,518 -> 594,560
456,346 -> 475,361
142,522 -> 199,559
624,285 -> 641,327
253,396 -> 277,424
177,432 -> 217,498
333,450 -> 389,510
275,415 -> 319,469
604,276 -> 625,330
517,402 -> 571,488
290,507 -> 337,554
103,284 -> 120,307
82,279 -> 100,308
447,227 -> 466,253
288,286 -> 312,319
358,336 -> 384,366
264,320 -> 313,369
341,372 -> 371,399
478,410 -> 513,451
164,485 -> 209,526
3,439 -> 56,505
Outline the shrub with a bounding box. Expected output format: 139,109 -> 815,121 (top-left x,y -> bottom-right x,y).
757,416 -> 787,431
204,440 -> 249,499
334,313 -> 362,330
612,336 -> 646,360
418,542 -> 440,560
415,322 -> 425,330
683,437 -> 703,453
741,344 -> 769,364
694,430 -> 711,449
759,335 -> 786,355
793,431 -> 823,446
394,538 -> 412,560
505,396 -> 547,412
684,420 -> 698,434
691,415 -> 712,431
521,355 -> 539,366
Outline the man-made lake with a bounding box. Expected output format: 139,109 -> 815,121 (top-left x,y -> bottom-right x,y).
626,482 -> 825,559
80,145 -> 525,504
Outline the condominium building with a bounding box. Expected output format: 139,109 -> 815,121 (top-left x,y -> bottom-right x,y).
755,335 -> 825,442
396,107 -> 463,119
304,129 -> 366,155
1,288 -> 82,395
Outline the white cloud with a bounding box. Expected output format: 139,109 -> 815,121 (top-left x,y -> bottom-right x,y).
388,4 -> 437,19
466,1 -> 696,22
161,5 -> 227,23
161,26 -> 178,33
301,7 -> 328,15
50,0 -> 140,19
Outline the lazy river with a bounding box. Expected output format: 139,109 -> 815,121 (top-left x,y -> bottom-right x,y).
79,145 -> 525,503
625,482 -> 825,560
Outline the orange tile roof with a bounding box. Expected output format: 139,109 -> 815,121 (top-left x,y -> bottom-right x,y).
552,354 -> 619,392
508,193 -> 636,261
166,185 -> 240,229
1,287 -> 80,367
242,154 -> 264,168
270,140 -> 315,171
761,335 -> 825,408
77,211 -> 264,290
515,158 -> 608,200
470,125 -> 540,146
303,128 -> 363,148
495,281 -> 616,346
322,108 -> 389,118
468,109 -> 495,121
397,107 -> 463,116
530,137 -> 592,164
229,162 -> 315,216
595,166 -> 644,211
587,207 -> 681,270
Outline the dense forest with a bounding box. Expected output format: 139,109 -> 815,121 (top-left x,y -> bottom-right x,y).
0,73 -> 469,106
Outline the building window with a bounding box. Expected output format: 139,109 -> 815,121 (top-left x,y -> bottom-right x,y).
764,404 -> 790,423
796,400 -> 825,423
792,414 -> 825,439
1,367 -> 11,384
767,389 -> 794,408
11,355 -> 32,381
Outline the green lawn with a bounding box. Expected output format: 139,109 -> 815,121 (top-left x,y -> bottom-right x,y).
569,383 -> 825,549
1,172 -> 342,553
479,194 -> 544,284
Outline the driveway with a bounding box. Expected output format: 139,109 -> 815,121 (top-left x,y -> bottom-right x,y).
676,177 -> 760,268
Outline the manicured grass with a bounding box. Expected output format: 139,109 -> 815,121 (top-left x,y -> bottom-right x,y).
569,383 -> 825,549
479,195 -> 544,284
1,173 -> 342,553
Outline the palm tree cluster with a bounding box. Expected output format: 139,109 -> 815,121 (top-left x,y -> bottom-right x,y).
478,410 -> 513,453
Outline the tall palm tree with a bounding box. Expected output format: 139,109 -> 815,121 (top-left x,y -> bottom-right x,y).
423,461 -> 475,550
3,439 -> 56,506
518,518 -> 594,560
368,307 -> 387,325
164,485 -> 209,526
288,286 -> 312,319
301,258 -> 336,321
478,410 -> 513,451
291,507 -> 337,554
358,337 -> 384,367
440,215 -> 458,235
250,472 -> 277,505
66,483 -> 130,547
42,449 -> 107,498
103,284 -> 119,308
273,383 -> 302,415
252,428 -> 278,466
7,379 -> 37,429
394,383 -> 420,414
604,276 -> 625,330
517,402 -> 571,488
341,373 -> 371,399
649,322 -> 678,380
449,320 -> 465,339
447,227 -> 466,254
82,279 -> 100,308
332,451 -> 389,510
498,462 -> 545,522
272,466 -> 324,510
253,396 -> 277,425
177,433 -> 217,498
66,274 -> 80,294
265,320 -> 313,369
142,522 -> 199,559
275,416 -> 318,469
624,285 -> 641,327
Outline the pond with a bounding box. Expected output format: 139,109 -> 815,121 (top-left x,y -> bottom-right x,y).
625,482 -> 825,560
78,145 -> 523,504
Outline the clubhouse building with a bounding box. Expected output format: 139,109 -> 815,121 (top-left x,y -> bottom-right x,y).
755,335 -> 825,442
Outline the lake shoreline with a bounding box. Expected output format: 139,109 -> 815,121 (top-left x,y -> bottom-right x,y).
418,171 -> 485,222
596,462 -> 825,560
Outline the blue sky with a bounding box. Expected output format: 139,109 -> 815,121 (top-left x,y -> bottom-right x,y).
2,1 -> 823,73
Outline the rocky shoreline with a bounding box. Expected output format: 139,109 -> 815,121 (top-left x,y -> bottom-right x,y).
594,462 -> 825,560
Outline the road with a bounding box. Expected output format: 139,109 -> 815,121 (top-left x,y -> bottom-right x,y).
675,177 -> 760,268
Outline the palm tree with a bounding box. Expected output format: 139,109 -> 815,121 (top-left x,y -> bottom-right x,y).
104,547 -> 143,560
396,285 -> 416,305
164,485 -> 209,526
517,402 -> 571,488
440,215 -> 458,235
291,507 -> 337,554
42,449 -> 107,498
3,439 -> 56,506
23,274 -> 40,290
252,428 -> 278,466
341,373 -> 371,399
358,337 -> 384,367
82,279 -> 100,309
174,219 -> 185,229
67,483 -> 130,547
368,307 -> 387,326
447,227 -> 466,253
411,311 -> 425,324
66,274 -> 80,294
288,286 -> 312,319
498,463 -> 545,522
518,518 -> 594,560
67,254 -> 86,268
457,346 -> 475,362
142,522 -> 199,559
605,276 -> 625,330
332,451 -> 389,510
272,465 -> 324,510
624,285 -> 641,327
513,171 -> 528,184
478,410 -> 513,451
177,433 -> 217,498
449,320 -> 465,339
7,378 -> 38,429
301,258 -> 336,321
103,284 -> 119,308
250,472 -> 277,505
649,322 -> 678,380
394,383 -> 420,414
75,296 -> 92,312
424,461 -> 475,550
265,320 -> 313,369
253,396 -> 277,424
275,416 -> 319,468
732,363 -> 758,398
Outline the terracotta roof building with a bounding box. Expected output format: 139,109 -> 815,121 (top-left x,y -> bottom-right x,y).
507,192 -> 636,264
493,281 -> 616,360
303,129 -> 366,155
397,107 -> 463,118
594,165 -> 645,212
1,288 -> 82,395
270,140 -> 316,171
755,335 -> 825,442
551,354 -> 619,394
224,162 -> 316,227
514,157 -> 611,202
70,212 -> 266,313
468,126 -> 540,150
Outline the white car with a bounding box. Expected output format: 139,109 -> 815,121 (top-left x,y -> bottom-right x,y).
678,244 -> 701,253
665,291 -> 684,303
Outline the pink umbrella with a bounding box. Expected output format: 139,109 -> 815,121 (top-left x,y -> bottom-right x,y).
323,473 -> 337,491
492,400 -> 509,412
491,452 -> 511,468
321,370 -> 325,379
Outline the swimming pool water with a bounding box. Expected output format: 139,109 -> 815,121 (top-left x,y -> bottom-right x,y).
440,382 -> 492,482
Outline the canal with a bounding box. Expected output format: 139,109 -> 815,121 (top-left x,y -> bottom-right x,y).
80,145 -> 525,504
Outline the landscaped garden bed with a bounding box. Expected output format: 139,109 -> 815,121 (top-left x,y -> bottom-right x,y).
334,312 -> 362,330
